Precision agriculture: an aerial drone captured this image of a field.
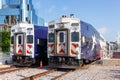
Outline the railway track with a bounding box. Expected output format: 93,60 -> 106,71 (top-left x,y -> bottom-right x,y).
0,60 -> 99,80
21,69 -> 56,80
21,64 -> 90,80
21,66 -> 89,80
0,66 -> 28,75
0,66 -> 16,70
52,60 -> 100,80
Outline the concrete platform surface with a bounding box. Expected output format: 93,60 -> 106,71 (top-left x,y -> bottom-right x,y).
103,59 -> 120,66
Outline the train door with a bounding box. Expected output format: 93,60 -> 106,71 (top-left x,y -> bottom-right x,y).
55,30 -> 68,55
15,34 -> 24,54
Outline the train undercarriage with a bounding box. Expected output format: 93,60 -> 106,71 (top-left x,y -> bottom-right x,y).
49,56 -> 100,68
12,55 -> 48,66
49,56 -> 85,68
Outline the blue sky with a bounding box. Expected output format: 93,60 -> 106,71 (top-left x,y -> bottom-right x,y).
32,0 -> 120,42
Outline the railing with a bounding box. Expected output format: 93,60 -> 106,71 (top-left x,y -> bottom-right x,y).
0,52 -> 12,64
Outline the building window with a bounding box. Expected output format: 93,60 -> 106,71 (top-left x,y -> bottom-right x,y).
20,10 -> 22,21
26,17 -> 28,22
27,4 -> 29,11
11,16 -> 17,25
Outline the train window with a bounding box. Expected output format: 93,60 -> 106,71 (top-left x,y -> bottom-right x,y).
49,25 -> 54,28
11,36 -> 14,44
59,32 -> 64,42
18,36 -> 22,44
71,23 -> 79,26
71,32 -> 79,42
27,35 -> 33,43
49,33 -> 54,42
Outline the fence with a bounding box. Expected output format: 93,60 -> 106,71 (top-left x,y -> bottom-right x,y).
0,52 -> 12,64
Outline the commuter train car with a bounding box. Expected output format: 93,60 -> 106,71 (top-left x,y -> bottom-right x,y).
10,22 -> 48,66
48,14 -> 105,68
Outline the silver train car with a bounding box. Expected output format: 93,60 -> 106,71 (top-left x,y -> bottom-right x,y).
47,14 -> 105,68
10,23 -> 48,66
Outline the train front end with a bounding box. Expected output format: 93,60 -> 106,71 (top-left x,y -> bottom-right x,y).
10,23 -> 35,66
48,15 -> 82,68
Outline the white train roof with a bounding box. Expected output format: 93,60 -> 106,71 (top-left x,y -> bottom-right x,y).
11,22 -> 34,30
48,15 -> 80,25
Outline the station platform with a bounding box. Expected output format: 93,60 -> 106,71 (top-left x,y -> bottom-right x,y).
103,58 -> 120,66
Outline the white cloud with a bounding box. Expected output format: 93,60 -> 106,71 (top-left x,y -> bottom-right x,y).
48,5 -> 55,13
62,7 -> 68,11
98,27 -> 108,35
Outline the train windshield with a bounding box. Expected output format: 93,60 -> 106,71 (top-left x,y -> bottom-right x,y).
49,33 -> 54,42
27,35 -> 33,43
59,32 -> 64,42
18,36 -> 22,44
71,32 -> 79,42
11,36 -> 14,44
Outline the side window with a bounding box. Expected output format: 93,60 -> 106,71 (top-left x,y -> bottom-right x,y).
27,35 -> 33,43
49,33 -> 54,42
11,36 -> 14,44
59,32 -> 64,42
71,32 -> 79,42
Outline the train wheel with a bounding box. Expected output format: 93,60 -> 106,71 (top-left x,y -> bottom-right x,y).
84,59 -> 90,64
78,60 -> 83,66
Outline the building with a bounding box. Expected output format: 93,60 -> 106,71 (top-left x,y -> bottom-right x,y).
117,32 -> 120,52
0,0 -> 44,52
0,0 -> 44,31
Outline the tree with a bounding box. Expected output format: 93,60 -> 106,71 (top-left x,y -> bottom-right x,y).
1,32 -> 10,52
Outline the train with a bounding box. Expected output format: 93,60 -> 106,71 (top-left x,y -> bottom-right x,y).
48,14 -> 106,68
10,22 -> 48,66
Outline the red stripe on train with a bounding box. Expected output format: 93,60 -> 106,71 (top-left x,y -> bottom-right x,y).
72,43 -> 78,48
59,43 -> 65,46
27,44 -> 32,48
18,49 -> 22,54
59,49 -> 65,54
71,49 -> 75,54
48,44 -> 54,47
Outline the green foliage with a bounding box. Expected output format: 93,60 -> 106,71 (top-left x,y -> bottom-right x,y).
1,32 -> 10,52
